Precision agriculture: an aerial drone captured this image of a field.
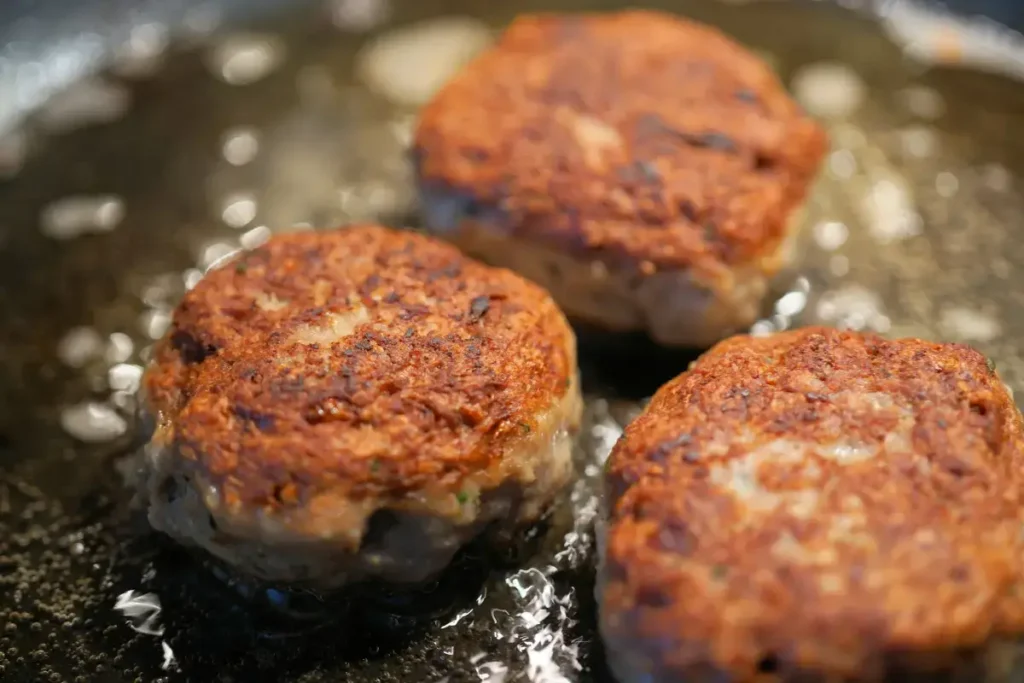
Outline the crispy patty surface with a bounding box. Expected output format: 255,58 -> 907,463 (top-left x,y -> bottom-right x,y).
600,327 -> 1024,682
142,225 -> 581,586
414,10 -> 827,282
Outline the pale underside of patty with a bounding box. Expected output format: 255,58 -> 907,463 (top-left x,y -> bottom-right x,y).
418,183 -> 806,348
143,370 -> 582,589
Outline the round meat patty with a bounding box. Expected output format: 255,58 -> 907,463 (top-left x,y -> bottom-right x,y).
599,327 -> 1024,682
414,11 -> 827,348
141,224 -> 582,589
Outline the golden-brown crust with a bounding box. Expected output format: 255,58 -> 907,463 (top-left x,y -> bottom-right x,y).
601,327 -> 1024,680
143,225 -> 576,513
414,11 -> 827,281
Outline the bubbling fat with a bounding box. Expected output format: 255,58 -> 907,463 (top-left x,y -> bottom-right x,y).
142,372 -> 582,590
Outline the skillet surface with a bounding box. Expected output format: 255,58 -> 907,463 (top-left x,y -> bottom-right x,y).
4,0 -> 1024,681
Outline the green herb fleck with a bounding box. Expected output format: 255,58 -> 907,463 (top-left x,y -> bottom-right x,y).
370,459 -> 380,473
518,421 -> 531,434
711,564 -> 728,580
456,490 -> 470,505
235,261 -> 248,274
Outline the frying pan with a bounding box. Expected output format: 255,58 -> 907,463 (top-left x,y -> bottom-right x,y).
3,0 -> 1024,681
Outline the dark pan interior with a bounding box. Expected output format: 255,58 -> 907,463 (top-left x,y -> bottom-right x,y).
4,0 -> 1024,681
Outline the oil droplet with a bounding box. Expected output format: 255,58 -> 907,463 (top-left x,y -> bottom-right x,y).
339,181 -> 400,221
182,4 -> 223,39
828,150 -> 857,179
201,242 -> 241,271
183,268 -> 204,290
829,254 -> 850,277
390,114 -> 416,148
208,34 -> 286,86
112,23 -> 170,78
900,85 -> 945,120
57,327 -> 104,368
40,195 -> 125,240
901,126 -> 937,158
356,17 -> 493,106
330,0 -> 392,32
590,419 -> 622,466
982,163 -> 1011,192
38,78 -> 131,133
106,332 -> 135,364
862,176 -> 921,244
813,221 -> 849,251
935,171 -> 959,198
60,402 -> 127,443
108,363 -> 144,393
220,192 -> 258,227
221,127 -> 260,166
240,225 -> 272,250
141,310 -> 171,340
140,273 -> 183,308
791,62 -> 866,119
940,306 -> 1002,342
775,290 -> 808,318
816,285 -> 888,332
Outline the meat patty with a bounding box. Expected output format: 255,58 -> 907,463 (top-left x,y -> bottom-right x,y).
599,327 -> 1024,682
141,224 -> 582,589
413,11 -> 827,348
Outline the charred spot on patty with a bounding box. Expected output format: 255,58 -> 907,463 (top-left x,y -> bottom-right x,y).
170,329 -> 217,364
